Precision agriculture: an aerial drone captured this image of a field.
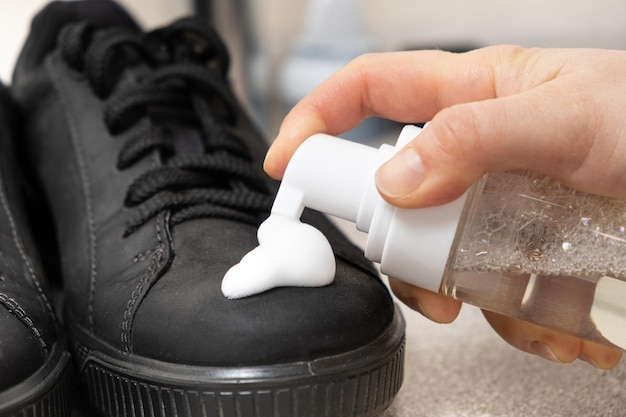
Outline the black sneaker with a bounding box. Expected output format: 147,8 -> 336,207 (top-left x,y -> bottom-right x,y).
0,84 -> 73,416
12,2 -> 405,416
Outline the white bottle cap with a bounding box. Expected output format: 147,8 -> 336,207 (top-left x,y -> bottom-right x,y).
378,197 -> 467,292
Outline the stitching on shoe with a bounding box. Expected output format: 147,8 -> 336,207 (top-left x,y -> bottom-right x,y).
120,214 -> 166,353
46,55 -> 99,333
0,158 -> 56,326
133,248 -> 156,263
0,293 -> 47,357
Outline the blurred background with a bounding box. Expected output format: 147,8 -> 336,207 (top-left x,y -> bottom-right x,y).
237,0 -> 626,141
2,1 -> 626,416
2,0 -> 626,141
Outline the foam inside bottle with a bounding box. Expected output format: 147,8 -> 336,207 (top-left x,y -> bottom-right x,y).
446,171 -> 626,349
453,172 -> 626,276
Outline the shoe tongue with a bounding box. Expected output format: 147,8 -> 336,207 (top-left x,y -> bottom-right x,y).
14,0 -> 140,79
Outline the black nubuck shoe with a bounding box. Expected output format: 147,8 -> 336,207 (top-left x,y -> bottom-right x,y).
0,84 -> 73,416
12,2 -> 405,416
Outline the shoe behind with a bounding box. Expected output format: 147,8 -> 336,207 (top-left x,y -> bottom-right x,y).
0,84 -> 73,417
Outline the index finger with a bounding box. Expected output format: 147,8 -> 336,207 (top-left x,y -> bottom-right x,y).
263,48 -> 502,179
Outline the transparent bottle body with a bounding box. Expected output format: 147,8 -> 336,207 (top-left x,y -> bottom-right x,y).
444,171 -> 626,349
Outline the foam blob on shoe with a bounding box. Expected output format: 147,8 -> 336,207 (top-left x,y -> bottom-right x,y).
222,215 -> 336,299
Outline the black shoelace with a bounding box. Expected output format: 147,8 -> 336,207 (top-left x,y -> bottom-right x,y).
58,18 -> 273,236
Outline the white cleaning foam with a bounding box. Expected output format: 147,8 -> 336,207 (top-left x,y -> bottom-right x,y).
221,214 -> 336,299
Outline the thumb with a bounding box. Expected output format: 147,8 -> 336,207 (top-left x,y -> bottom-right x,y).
375,82 -> 604,208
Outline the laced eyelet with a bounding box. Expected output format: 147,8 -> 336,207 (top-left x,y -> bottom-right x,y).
60,18 -> 272,236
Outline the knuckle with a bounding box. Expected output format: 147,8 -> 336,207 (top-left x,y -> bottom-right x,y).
429,105 -> 483,162
345,52 -> 379,73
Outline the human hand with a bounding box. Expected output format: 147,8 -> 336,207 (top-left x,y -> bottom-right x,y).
264,45 -> 626,369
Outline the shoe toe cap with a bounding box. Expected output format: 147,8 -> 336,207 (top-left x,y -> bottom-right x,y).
130,219 -> 395,366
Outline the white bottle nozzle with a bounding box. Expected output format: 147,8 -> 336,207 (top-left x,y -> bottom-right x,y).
272,134 -> 380,222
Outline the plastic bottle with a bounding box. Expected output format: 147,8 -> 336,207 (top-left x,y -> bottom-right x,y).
268,124 -> 626,350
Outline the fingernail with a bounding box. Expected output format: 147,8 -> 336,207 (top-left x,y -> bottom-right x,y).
263,146 -> 272,169
405,297 -> 440,323
578,352 -> 599,368
376,147 -> 425,198
528,341 -> 561,363
263,143 -> 276,167
263,144 -> 282,178
408,298 -> 426,316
